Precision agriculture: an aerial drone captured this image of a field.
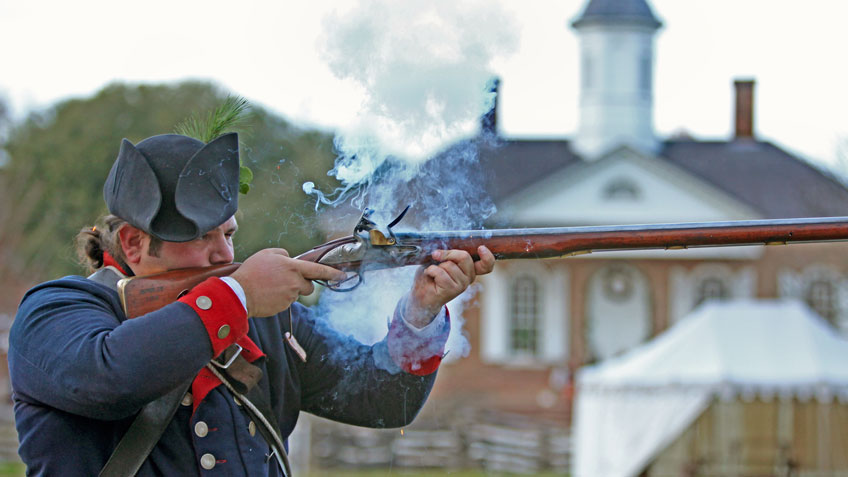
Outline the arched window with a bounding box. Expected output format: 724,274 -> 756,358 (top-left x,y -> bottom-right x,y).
510,275 -> 540,356
695,277 -> 729,307
778,264 -> 845,330
670,264 -> 756,324
806,279 -> 837,325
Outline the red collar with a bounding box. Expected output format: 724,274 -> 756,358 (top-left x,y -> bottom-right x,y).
102,251 -> 130,276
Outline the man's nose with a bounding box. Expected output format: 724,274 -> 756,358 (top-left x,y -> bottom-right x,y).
210,237 -> 234,264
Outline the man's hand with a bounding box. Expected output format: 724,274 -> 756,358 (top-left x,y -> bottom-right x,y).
230,248 -> 347,317
404,245 -> 496,328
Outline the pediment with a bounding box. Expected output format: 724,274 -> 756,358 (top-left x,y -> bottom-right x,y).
497,145 -> 762,226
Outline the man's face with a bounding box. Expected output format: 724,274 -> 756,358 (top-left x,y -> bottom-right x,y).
134,216 -> 238,275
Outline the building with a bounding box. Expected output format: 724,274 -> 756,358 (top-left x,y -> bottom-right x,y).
305,0 -> 848,472
425,0 -> 848,425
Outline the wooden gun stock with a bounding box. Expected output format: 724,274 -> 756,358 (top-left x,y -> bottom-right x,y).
118,264 -> 241,319
117,216 -> 848,318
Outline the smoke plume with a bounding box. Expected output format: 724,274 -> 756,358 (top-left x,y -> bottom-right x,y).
307,0 -> 518,366
306,0 -> 518,210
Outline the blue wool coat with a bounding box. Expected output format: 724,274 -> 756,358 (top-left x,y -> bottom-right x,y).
9,276 -> 445,476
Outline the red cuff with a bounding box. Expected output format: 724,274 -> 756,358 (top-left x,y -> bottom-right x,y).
387,307 -> 451,376
178,277 -> 249,357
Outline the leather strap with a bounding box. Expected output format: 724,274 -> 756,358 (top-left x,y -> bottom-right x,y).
206,364 -> 292,477
98,380 -> 192,477
91,267 -> 288,476
214,345 -> 263,394
91,267 -> 193,477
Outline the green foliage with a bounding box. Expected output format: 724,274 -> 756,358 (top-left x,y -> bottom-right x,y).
0,81 -> 341,282
239,165 -> 254,194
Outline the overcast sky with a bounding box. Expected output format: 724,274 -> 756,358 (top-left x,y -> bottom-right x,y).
2,0 -> 847,169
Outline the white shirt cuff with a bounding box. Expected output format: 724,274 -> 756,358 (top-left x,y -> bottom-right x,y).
397,295 -> 447,338
220,276 -> 248,313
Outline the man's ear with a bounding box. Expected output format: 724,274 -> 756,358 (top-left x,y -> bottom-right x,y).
118,224 -> 147,265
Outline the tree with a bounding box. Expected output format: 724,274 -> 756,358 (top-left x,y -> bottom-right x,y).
0,81 -> 339,292
0,94 -> 47,311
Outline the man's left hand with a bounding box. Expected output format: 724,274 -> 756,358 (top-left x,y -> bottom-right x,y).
404,245 -> 496,328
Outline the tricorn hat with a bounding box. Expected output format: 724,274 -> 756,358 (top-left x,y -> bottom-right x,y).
103,133 -> 240,242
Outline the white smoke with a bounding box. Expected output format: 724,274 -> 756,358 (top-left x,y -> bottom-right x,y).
308,0 -> 518,365
314,268 -> 412,348
442,283 -> 483,363
307,0 -> 518,206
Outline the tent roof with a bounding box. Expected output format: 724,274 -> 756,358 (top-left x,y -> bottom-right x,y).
579,299 -> 848,392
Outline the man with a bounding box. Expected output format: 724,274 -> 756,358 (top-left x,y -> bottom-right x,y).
9,132 -> 495,476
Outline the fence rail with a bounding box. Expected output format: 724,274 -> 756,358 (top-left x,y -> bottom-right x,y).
309,411 -> 571,473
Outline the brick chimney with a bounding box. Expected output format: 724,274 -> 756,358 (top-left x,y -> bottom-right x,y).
480,77 -> 500,137
734,79 -> 755,140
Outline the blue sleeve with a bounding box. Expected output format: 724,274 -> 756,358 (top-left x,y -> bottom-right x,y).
291,303 -> 448,428
9,277 -> 214,420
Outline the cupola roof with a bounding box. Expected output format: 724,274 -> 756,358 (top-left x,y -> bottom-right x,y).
572,0 -> 662,29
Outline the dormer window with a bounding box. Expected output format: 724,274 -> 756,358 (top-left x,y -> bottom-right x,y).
602,178 -> 641,200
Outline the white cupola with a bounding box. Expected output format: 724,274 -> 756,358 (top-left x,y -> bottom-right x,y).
571,0 -> 662,159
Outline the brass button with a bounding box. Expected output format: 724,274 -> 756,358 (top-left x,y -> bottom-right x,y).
217,325 -> 231,339
195,421 -> 209,438
200,453 -> 216,470
181,393 -> 193,407
196,296 -> 212,310
248,421 -> 256,437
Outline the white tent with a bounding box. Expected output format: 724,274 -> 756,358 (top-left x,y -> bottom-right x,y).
572,299 -> 848,477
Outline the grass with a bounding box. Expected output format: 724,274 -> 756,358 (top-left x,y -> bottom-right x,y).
0,462 -> 22,477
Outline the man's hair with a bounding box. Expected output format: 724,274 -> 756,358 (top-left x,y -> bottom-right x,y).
76,215 -> 162,273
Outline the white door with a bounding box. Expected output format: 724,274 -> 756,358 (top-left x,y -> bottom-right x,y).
585,262 -> 652,361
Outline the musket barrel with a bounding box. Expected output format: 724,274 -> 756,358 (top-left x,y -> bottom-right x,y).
117,216 -> 848,313
392,216 -> 848,262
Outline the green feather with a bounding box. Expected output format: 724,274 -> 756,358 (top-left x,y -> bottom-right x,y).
175,96 -> 250,142
175,96 -> 254,194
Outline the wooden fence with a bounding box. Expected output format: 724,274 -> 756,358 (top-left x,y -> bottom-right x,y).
309,411 -> 571,473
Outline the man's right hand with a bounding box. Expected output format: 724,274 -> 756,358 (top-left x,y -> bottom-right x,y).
229,248 -> 347,317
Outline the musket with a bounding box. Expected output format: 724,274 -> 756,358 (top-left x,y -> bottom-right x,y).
118,207 -> 848,318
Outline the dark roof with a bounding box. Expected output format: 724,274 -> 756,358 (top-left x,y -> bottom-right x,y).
322,135 -> 848,236
572,0 -> 662,29
474,138 -> 581,200
388,138 -> 581,229
464,136 -> 848,219
661,140 -> 848,218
